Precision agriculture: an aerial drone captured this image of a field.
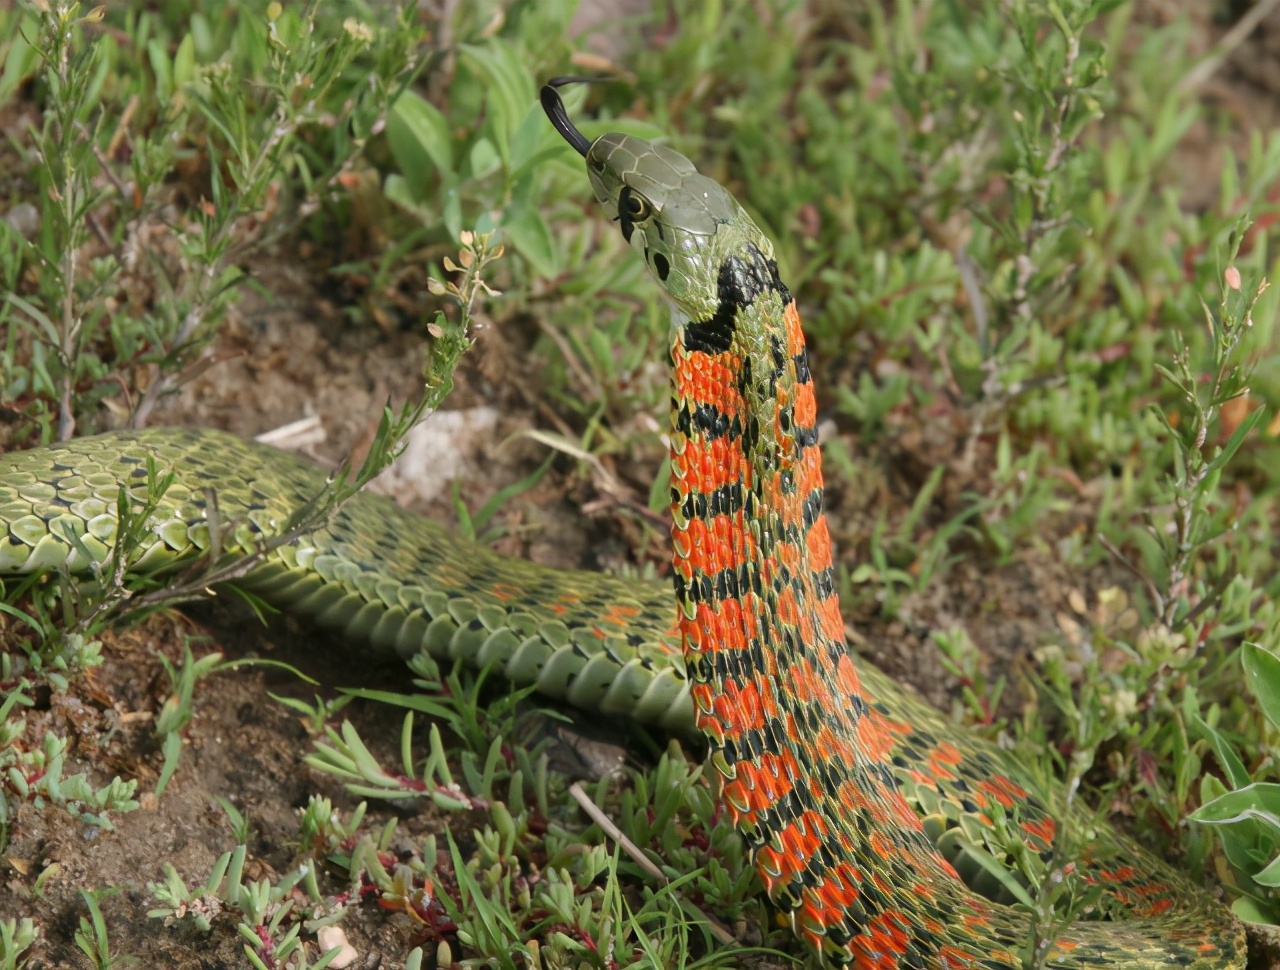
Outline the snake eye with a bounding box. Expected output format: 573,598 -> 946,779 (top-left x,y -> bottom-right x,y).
619,186 -> 653,223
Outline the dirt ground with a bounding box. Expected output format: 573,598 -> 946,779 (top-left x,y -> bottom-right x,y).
3,2 -> 1280,968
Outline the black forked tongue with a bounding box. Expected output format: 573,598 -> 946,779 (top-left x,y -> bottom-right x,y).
540,76 -> 596,157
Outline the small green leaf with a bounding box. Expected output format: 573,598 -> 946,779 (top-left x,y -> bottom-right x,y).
458,40 -> 535,164
173,32 -> 197,89
1231,895 -> 1276,925
501,204 -> 557,278
1191,782 -> 1280,833
382,172 -> 432,216
148,36 -> 173,100
468,137 -> 501,180
0,16 -> 37,105
387,91 -> 453,177
1252,852 -> 1280,888
1192,712 -> 1251,789
1242,643 -> 1280,731
508,101 -> 548,174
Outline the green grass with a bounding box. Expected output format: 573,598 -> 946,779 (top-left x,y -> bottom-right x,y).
1,0 -> 1279,966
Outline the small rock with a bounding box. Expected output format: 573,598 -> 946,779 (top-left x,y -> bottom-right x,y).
316,926 -> 358,968
3,202 -> 39,239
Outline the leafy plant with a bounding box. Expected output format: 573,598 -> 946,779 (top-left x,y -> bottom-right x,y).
2,0 -> 419,441
0,918 -> 38,970
74,889 -> 134,969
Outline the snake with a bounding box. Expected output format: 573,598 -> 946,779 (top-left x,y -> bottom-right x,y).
0,81 -> 1246,969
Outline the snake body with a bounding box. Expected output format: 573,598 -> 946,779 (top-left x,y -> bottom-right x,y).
0,86 -> 1246,968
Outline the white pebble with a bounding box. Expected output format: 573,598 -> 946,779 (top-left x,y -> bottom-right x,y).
317,926 -> 359,968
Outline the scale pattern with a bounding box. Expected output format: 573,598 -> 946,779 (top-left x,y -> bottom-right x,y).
0,105 -> 1248,969
553,106 -> 1245,967
0,436 -> 1248,967
661,246 -> 1242,966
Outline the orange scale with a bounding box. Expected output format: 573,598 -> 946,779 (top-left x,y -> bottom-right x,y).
828,860 -> 863,891
601,603 -> 639,627
720,598 -> 760,646
832,778 -> 887,826
793,380 -> 817,429
886,789 -> 924,829
690,681 -> 719,715
925,752 -> 959,783
933,742 -> 963,765
936,855 -> 963,882
870,909 -> 911,953
811,727 -> 856,769
1146,897 -> 1175,916
817,592 -> 845,641
917,911 -> 944,933
976,775 -> 1027,810
709,676 -> 777,737
754,845 -> 786,892
1021,817 -> 1056,849
777,586 -> 802,626
789,656 -> 834,707
833,653 -> 864,701
711,613 -> 750,654
774,538 -> 804,572
682,520 -> 724,573
937,945 -> 982,968
868,830 -> 896,862
806,512 -> 834,558
783,302 -> 806,357
856,710 -> 901,763
795,437 -> 823,490
799,613 -> 817,645
734,760 -> 792,813
962,909 -> 995,930
775,496 -> 803,532
777,812 -> 827,873
807,539 -> 834,577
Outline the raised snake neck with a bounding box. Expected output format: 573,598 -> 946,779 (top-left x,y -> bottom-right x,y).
545,80 -> 1244,966
0,88 -> 1247,969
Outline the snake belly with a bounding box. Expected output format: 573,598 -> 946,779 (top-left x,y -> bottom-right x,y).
0,427 -> 694,735
0,91 -> 1249,969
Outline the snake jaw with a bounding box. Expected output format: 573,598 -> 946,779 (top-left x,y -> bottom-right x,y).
540,78 -> 769,327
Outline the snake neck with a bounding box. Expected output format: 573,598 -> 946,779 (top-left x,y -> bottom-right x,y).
668,241 -> 983,959
668,241 -> 849,746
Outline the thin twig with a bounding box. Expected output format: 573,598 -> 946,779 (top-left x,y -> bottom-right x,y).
1097,534 -> 1164,619
954,247 -> 989,358
567,782 -> 667,883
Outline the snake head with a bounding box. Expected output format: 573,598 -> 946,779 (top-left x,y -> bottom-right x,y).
541,78 -> 774,330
